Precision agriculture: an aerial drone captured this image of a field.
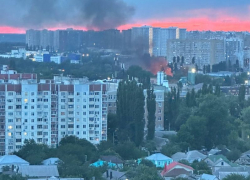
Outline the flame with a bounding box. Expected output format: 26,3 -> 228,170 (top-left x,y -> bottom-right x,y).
148,57 -> 173,76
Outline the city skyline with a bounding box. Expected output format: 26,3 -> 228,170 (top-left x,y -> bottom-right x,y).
0,0 -> 250,33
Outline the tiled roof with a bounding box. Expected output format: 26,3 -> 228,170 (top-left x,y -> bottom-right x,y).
0,155 -> 29,165
161,162 -> 193,176
200,173 -> 218,180
18,165 -> 59,177
163,168 -> 191,177
171,150 -> 206,162
145,153 -> 172,161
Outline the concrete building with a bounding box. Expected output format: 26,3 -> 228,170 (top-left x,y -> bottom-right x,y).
131,26 -> 153,56
0,66 -> 110,155
26,29 -> 41,49
0,48 -> 26,59
152,27 -> 186,57
143,89 -> 165,131
225,38 -> 244,67
167,39 -> 225,68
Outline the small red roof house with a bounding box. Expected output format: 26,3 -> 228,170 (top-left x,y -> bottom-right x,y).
161,162 -> 194,179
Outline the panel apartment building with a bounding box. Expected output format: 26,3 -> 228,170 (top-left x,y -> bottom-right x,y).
0,65 -> 110,155
167,39 -> 225,68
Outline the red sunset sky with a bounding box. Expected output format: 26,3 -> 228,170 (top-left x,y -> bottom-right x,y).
2,17 -> 250,34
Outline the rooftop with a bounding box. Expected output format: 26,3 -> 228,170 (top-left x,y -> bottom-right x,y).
0,155 -> 29,165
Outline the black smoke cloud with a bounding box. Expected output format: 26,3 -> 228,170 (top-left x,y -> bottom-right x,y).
0,0 -> 135,30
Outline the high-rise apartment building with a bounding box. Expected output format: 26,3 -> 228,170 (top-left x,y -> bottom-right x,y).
26,30 -> 41,49
225,38 -> 244,67
0,65 -> 109,155
167,39 -> 225,68
131,26 -> 153,56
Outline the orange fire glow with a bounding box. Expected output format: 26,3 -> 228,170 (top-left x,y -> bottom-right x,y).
148,57 -> 173,76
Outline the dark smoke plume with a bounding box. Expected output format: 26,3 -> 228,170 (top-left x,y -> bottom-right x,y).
0,0 -> 135,30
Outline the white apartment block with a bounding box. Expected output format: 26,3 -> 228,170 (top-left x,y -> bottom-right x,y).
0,66 -> 109,155
152,27 -> 186,57
167,39 -> 225,68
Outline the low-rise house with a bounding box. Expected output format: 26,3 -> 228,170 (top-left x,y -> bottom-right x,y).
208,149 -> 221,156
199,174 -> 219,180
18,165 -> 59,178
102,169 -> 127,180
204,155 -> 238,172
0,155 -> 29,172
91,156 -> 123,169
161,162 -> 194,180
138,153 -> 173,168
235,150 -> 250,165
42,158 -> 61,166
171,150 -> 207,163
214,167 -> 250,179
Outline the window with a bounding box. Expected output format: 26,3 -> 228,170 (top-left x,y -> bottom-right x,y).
37,98 -> 42,102
61,125 -> 65,128
8,92 -> 13,96
8,106 -> 13,109
68,124 -> 74,128
61,99 -> 66,102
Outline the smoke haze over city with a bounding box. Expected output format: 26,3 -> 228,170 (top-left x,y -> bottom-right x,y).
0,0 -> 134,31
1,0 -> 250,33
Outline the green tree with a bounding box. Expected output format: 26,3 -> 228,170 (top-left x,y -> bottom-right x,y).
147,89 -> 156,140
214,84 -> 221,96
177,116 -> 208,150
15,139 -> 50,165
196,95 -> 231,149
116,80 -> 145,146
239,85 -> 246,108
223,174 -> 249,180
115,141 -> 146,160
191,160 -> 212,175
127,165 -> 164,180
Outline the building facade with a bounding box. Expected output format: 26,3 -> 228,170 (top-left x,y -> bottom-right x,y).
167,39 -> 225,68
0,66 -> 109,155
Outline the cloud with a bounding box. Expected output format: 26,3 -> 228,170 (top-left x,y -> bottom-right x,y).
0,0 -> 135,30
